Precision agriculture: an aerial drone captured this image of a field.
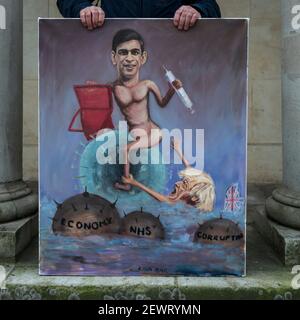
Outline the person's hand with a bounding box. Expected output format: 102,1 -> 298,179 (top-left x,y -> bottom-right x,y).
174,6 -> 201,31
122,175 -> 136,186
172,79 -> 182,90
80,6 -> 105,30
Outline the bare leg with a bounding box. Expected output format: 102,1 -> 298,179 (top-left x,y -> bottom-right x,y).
114,141 -> 139,191
115,130 -> 162,191
171,138 -> 191,168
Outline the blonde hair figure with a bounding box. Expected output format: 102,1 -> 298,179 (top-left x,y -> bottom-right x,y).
178,167 -> 215,212
123,139 -> 216,213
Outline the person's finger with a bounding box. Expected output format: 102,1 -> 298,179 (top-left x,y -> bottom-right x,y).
91,9 -> 100,29
99,10 -> 105,27
173,8 -> 183,26
85,10 -> 93,30
184,12 -> 193,30
190,13 -> 198,27
178,12 -> 186,30
80,10 -> 87,28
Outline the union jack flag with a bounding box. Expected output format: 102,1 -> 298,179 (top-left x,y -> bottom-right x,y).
224,183 -> 243,212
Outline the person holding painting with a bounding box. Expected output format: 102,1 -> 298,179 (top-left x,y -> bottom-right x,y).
57,0 -> 221,31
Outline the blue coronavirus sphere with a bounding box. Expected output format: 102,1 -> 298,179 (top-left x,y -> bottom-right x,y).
79,130 -> 168,203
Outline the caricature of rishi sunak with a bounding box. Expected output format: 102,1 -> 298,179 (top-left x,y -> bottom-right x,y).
110,29 -> 182,191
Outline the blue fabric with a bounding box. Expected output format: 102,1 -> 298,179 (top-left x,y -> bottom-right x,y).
57,0 -> 221,18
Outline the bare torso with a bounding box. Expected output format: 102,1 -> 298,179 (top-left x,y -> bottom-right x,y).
112,77 -> 176,190
113,80 -> 159,136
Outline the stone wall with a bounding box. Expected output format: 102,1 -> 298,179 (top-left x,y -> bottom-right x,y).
219,0 -> 282,183
23,0 -> 283,183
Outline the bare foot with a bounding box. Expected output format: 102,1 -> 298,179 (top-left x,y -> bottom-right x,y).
114,182 -> 132,191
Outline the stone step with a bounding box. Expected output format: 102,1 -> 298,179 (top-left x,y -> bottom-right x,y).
251,205 -> 300,266
0,226 -> 299,300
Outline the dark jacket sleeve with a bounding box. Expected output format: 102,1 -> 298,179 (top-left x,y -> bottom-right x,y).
191,0 -> 221,18
57,0 -> 94,17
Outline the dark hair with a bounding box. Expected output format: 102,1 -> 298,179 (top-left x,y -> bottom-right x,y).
112,29 -> 145,52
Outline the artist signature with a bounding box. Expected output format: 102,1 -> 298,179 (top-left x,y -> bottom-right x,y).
130,266 -> 168,274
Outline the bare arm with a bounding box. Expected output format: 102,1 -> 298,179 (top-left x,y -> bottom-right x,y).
147,81 -> 176,108
122,176 -> 175,204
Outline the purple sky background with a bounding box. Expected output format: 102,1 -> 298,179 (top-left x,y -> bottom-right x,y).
39,19 -> 248,207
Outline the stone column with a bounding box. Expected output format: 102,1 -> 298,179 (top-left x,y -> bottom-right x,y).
266,0 -> 300,230
0,0 -> 37,259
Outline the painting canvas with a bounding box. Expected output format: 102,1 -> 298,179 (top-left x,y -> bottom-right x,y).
39,18 -> 248,277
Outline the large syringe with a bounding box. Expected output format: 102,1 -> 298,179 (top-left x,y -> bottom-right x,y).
163,66 -> 195,114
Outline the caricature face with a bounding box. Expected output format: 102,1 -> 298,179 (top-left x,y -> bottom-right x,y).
170,178 -> 191,200
111,40 -> 147,79
169,177 -> 201,201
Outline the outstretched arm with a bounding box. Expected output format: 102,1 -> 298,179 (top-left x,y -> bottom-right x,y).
122,176 -> 175,204
148,81 -> 180,108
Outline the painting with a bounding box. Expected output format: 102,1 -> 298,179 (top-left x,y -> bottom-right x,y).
39,18 -> 248,276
